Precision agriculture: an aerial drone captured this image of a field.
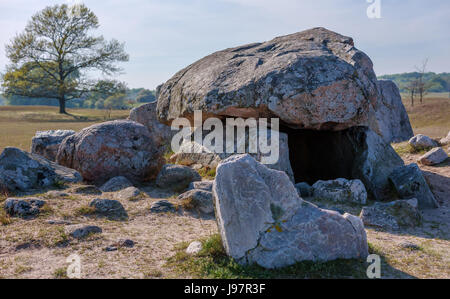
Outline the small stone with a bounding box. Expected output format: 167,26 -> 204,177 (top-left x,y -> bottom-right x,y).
295,182 -> 313,197
89,199 -> 128,220
186,241 -> 203,255
177,189 -> 215,214
150,200 -> 175,213
439,131 -> 450,146
156,164 -> 201,191
46,191 -> 70,198
100,176 -> 133,192
118,239 -> 135,248
188,180 -> 214,192
3,198 -> 46,217
72,185 -> 102,195
399,241 -> 421,250
312,178 -> 367,204
408,134 -> 438,150
418,147 -> 448,166
115,187 -> 143,201
66,225 -> 102,239
105,246 -> 118,252
47,219 -> 72,225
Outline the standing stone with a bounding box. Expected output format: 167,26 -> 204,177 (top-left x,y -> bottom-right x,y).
31,130 -> 75,161
56,120 -> 164,184
408,134 -> 438,150
312,178 -> 367,204
373,80 -> 413,143
213,154 -> 368,269
389,163 -> 439,209
0,147 -> 81,191
418,147 -> 448,166
128,102 -> 174,149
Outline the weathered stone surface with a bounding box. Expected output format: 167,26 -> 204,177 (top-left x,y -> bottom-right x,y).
0,147 -> 81,191
66,225 -> 102,239
440,131 -> 450,145
389,164 -> 439,209
89,198 -> 128,220
312,178 -> 367,204
115,187 -> 143,201
171,129 -> 295,182
31,130 -> 75,161
155,164 -> 201,191
71,185 -> 102,195
295,182 -> 313,197
188,180 -> 214,192
45,191 -> 70,198
4,198 -> 46,217
56,120 -> 164,184
418,147 -> 448,166
177,189 -> 214,214
157,27 -> 378,131
150,200 -> 176,213
128,102 -> 174,148
213,154 -> 368,269
100,176 -> 133,192
186,241 -> 203,255
359,198 -> 421,230
408,134 -> 438,150
373,80 -> 413,143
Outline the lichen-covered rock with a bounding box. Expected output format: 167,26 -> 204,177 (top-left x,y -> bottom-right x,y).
128,102 -> 174,148
150,200 -> 176,213
177,189 -> 214,214
186,241 -> 203,255
408,134 -> 438,150
31,130 -> 75,161
295,182 -> 313,197
89,198 -> 128,220
100,176 -> 133,192
155,164 -> 201,191
360,198 -> 421,230
0,147 -> 81,191
4,198 -> 46,217
312,178 -> 367,204
188,180 -> 214,192
66,225 -> 102,239
418,147 -> 448,166
56,120 -> 164,184
115,187 -> 143,201
157,27 -> 378,131
373,80 -> 413,143
389,163 -> 439,209
213,154 -> 368,269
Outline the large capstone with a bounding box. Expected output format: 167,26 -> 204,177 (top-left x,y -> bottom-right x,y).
0,147 -> 81,191
56,120 -> 164,184
157,27 -> 378,130
213,154 -> 368,269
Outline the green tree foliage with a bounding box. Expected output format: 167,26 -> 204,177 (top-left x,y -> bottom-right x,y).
135,89 -> 156,103
1,4 -> 129,113
378,72 -> 450,93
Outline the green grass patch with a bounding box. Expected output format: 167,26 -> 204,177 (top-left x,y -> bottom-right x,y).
197,166 -> 216,180
166,234 -> 368,279
392,142 -> 430,157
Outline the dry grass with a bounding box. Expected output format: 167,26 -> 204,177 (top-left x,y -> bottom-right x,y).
0,106 -> 129,153
402,95 -> 450,138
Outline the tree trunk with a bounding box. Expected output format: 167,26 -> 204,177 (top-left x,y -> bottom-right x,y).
410,90 -> 414,107
58,97 -> 66,114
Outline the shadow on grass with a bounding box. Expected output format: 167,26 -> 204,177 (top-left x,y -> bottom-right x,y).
166,234 -> 415,279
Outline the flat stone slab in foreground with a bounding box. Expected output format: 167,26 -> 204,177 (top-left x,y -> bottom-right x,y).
213,154 -> 368,269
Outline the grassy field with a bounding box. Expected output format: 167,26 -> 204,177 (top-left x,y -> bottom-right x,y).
0,106 -> 130,153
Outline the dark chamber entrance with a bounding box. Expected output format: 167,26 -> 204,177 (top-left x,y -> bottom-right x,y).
281,126 -> 365,185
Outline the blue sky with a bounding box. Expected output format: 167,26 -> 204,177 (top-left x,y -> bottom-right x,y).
0,0 -> 449,89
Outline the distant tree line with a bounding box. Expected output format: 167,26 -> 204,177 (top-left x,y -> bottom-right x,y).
378,72 -> 450,94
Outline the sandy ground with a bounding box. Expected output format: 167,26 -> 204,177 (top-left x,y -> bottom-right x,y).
0,153 -> 449,279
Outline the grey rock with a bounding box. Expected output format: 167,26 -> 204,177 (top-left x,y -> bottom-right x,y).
177,189 -> 215,214
156,164 -> 201,191
373,80 -> 413,143
45,191 -> 70,198
359,198 -> 421,230
188,180 -> 214,192
89,198 -> 128,220
418,147 -> 448,166
105,246 -> 118,252
4,198 -> 46,217
31,130 -> 75,161
56,120 -> 164,184
439,131 -> 450,146
399,241 -> 421,250
389,163 -> 439,209
47,219 -> 72,225
157,27 -> 378,131
213,154 -> 368,269
312,178 -> 367,204
408,134 -> 438,150
115,187 -> 143,201
186,241 -> 203,255
128,102 -> 174,149
100,176 -> 133,192
118,239 -> 135,248
66,225 -> 102,239
71,185 -> 102,195
150,200 -> 176,213
295,182 -> 313,197
0,147 -> 81,192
